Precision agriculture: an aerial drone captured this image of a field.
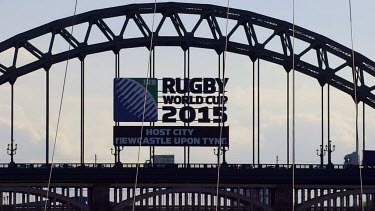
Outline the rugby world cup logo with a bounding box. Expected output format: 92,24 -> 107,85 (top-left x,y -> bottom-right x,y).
114,78 -> 158,122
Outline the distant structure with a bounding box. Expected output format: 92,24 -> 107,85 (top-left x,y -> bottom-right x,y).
0,2 -> 375,210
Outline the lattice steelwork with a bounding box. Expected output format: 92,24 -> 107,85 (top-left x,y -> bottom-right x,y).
0,2 -> 375,107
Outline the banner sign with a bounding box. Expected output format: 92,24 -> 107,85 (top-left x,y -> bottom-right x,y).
114,78 -> 229,123
161,78 -> 229,123
113,126 -> 229,146
114,78 -> 158,122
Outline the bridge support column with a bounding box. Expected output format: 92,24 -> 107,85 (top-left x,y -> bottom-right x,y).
88,185 -> 110,211
273,185 -> 293,211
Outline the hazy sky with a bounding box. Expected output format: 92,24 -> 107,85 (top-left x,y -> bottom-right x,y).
0,0 -> 375,165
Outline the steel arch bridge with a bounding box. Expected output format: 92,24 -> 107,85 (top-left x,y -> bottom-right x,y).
1,2 -> 375,106
1,2 -> 375,211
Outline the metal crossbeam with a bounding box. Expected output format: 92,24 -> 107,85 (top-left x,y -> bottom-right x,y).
316,48 -> 329,70
133,13 -> 151,37
58,28 -> 80,49
0,64 -> 7,73
96,19 -> 116,41
22,41 -> 44,59
170,13 -> 187,37
243,23 -> 258,46
206,15 -> 222,39
280,33 -> 293,57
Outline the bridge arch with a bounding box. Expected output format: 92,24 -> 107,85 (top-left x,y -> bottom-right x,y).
0,2 -> 375,108
297,188 -> 375,210
112,187 -> 274,211
0,186 -> 89,210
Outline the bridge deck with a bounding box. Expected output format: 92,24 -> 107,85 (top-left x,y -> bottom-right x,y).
0,163 -> 372,185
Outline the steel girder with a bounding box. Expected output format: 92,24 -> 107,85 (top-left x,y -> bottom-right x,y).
0,3 -> 375,107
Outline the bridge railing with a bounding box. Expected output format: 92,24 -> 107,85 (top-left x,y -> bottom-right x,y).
0,163 -> 353,169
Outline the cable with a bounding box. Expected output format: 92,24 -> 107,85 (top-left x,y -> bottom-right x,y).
292,0 -> 296,210
215,0 -> 230,210
44,0 -> 78,210
287,71 -> 290,165
132,0 -> 157,210
321,86 -> 324,165
253,61 -> 255,165
348,1 -> 364,210
363,102 -> 365,151
257,59 -> 260,165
